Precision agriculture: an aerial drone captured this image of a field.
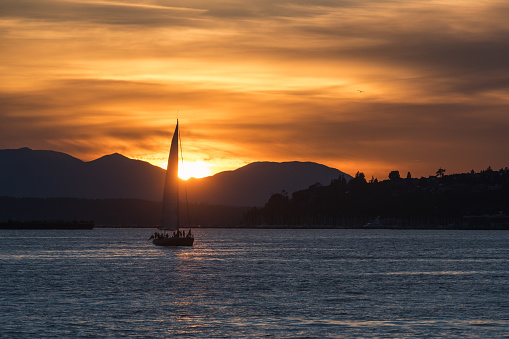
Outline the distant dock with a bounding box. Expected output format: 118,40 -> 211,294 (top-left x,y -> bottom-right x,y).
0,220 -> 94,230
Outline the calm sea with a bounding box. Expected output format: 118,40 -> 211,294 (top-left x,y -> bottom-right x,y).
1,228 -> 508,338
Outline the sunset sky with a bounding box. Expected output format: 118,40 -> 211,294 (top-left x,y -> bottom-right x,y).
2,0 -> 508,180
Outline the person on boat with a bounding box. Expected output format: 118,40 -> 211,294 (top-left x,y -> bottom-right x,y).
187,229 -> 192,237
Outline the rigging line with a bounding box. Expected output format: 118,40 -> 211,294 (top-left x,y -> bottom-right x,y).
178,125 -> 192,228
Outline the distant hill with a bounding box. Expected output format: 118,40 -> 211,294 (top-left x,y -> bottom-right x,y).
185,161 -> 351,206
0,148 -> 351,206
0,148 -> 163,200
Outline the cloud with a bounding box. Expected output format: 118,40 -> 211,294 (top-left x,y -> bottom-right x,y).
0,0 -> 205,27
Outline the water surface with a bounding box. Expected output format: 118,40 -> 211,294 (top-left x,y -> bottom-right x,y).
1,229 -> 508,337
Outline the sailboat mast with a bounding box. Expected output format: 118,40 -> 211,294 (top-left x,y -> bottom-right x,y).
179,129 -> 192,228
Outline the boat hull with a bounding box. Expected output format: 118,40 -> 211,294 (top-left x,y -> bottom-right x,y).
152,237 -> 194,246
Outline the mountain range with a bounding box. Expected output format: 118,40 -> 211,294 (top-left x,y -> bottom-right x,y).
0,148 -> 351,207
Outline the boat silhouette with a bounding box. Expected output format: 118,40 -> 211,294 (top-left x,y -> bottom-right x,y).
151,120 -> 194,246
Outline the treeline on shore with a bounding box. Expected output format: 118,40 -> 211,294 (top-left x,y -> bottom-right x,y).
241,167 -> 509,229
0,197 -> 248,227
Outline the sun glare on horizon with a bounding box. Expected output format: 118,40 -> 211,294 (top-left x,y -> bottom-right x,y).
178,160 -> 212,180
154,157 -> 248,180
158,160 -> 212,179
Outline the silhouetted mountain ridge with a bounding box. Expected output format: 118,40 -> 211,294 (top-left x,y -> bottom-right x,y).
0,148 -> 351,206
186,161 -> 350,206
0,148 -> 167,200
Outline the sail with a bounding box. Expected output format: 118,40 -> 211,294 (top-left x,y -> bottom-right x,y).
161,121 -> 179,230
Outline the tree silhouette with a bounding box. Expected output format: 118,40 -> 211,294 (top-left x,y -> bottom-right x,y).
436,167 -> 446,178
389,170 -> 401,181
350,171 -> 367,186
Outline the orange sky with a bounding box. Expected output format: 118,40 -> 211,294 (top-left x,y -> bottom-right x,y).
1,0 -> 509,180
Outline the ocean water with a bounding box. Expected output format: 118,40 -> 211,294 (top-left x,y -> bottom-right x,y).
1,228 -> 508,338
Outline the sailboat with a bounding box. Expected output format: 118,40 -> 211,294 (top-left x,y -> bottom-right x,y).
152,120 -> 194,246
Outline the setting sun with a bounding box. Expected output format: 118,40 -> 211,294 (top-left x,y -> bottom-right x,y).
178,161 -> 212,180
